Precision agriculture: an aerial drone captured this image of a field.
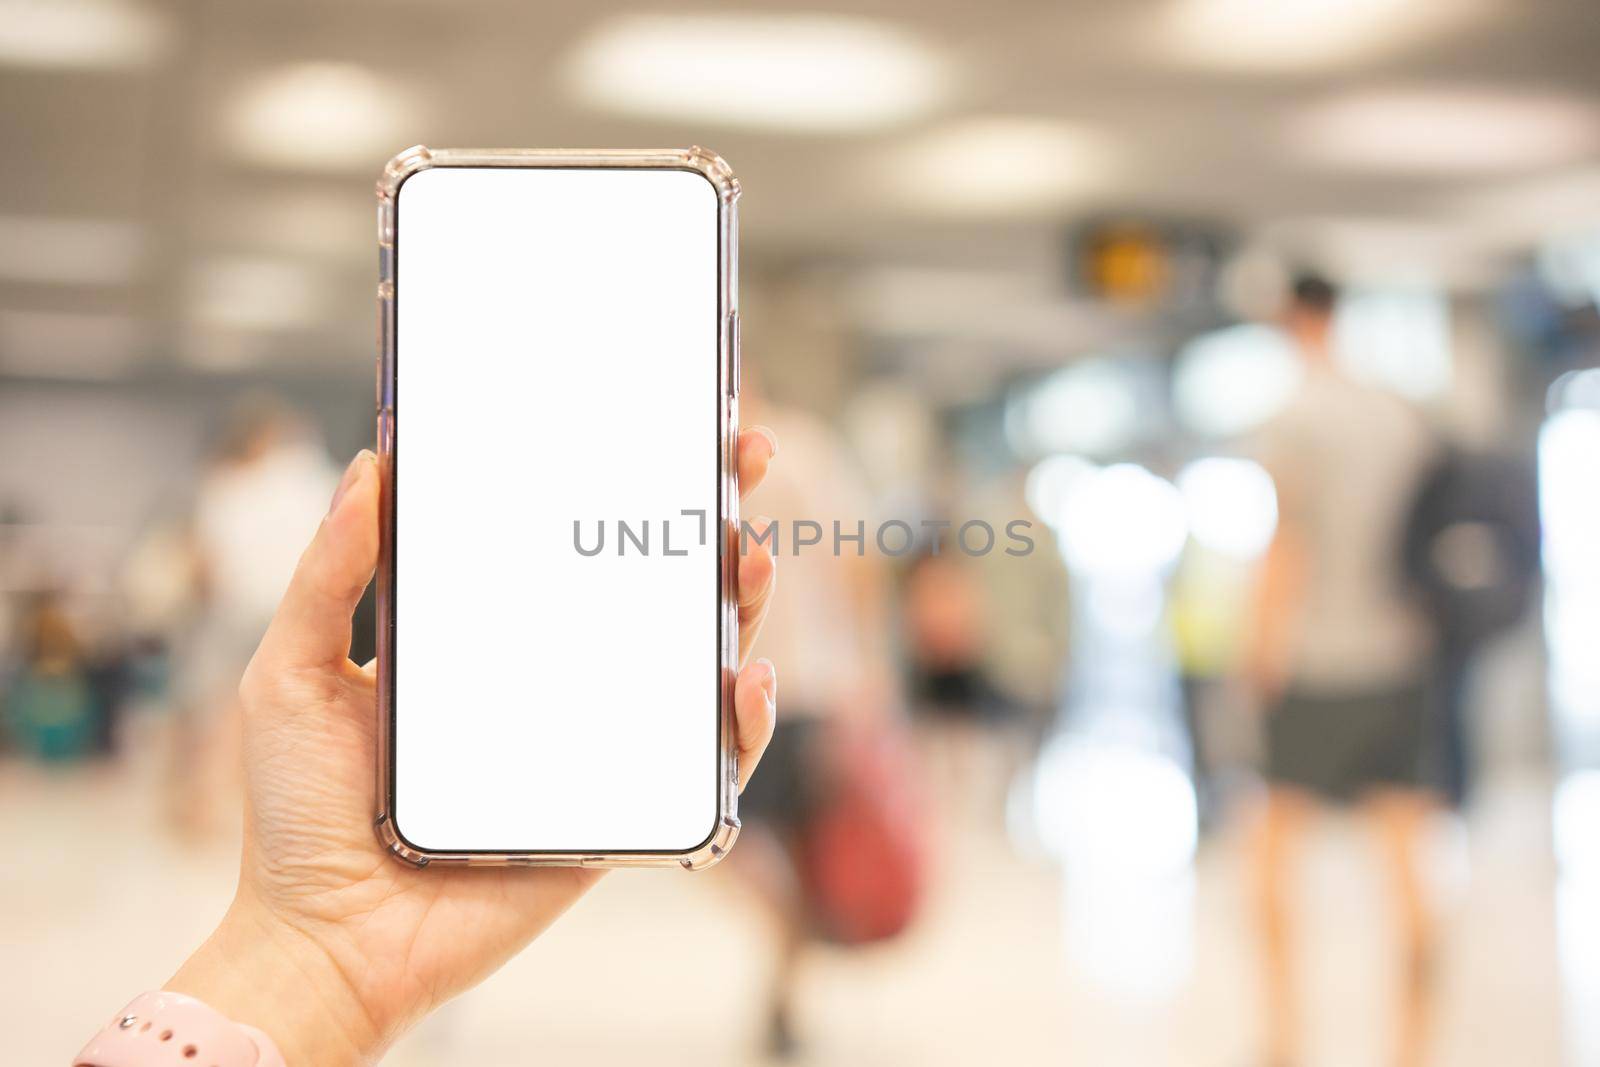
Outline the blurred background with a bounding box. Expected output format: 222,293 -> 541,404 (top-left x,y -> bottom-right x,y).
5,1 -> 1600,1064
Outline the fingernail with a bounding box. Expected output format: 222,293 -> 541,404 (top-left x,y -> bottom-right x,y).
751,425 -> 778,458
328,450 -> 374,517
756,657 -> 777,700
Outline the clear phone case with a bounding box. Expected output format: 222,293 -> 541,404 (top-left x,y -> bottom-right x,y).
372,145 -> 742,869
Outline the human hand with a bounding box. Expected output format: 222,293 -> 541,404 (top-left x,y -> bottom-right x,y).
166,427 -> 780,1066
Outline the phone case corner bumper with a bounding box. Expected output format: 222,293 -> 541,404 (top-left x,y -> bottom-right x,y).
683,146 -> 740,204
377,144 -> 435,201
374,811 -> 431,869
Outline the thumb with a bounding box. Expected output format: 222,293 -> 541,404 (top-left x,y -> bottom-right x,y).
253,450 -> 380,674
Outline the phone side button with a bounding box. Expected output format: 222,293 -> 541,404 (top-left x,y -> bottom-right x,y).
725,309 -> 740,399
377,406 -> 394,454
376,284 -> 394,408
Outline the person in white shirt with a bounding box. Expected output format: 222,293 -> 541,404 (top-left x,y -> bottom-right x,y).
170,398 -> 338,838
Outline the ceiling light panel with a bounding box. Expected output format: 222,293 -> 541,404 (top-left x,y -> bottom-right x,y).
0,0 -> 169,70
223,63 -> 417,172
1290,86 -> 1600,175
1158,0 -> 1492,73
882,117 -> 1114,216
565,14 -> 949,132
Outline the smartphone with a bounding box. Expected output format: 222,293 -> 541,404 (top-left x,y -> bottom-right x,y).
373,146 -> 741,868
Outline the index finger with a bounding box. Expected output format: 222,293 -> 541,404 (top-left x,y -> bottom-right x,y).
737,426 -> 776,500
250,451 -> 379,678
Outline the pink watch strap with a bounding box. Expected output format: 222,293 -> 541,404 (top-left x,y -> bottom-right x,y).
74,992 -> 286,1067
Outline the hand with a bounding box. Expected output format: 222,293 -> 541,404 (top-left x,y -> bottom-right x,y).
167,427 -> 780,1066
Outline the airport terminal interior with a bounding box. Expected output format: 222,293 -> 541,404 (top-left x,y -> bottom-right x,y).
4,1 -> 1600,1064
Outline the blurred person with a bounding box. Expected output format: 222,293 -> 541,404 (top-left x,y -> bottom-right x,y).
4,591 -> 100,760
966,472 -> 1072,829
731,382 -> 908,1060
969,472 -> 1070,727
73,432 -> 780,1067
1401,444 -> 1540,807
1245,275 -> 1442,1067
904,543 -> 1009,823
1170,547 -> 1257,829
0,500 -> 23,661
116,517 -> 204,711
169,396 -> 340,839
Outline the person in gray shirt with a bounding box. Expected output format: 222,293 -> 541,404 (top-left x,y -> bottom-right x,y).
1246,275 -> 1441,1067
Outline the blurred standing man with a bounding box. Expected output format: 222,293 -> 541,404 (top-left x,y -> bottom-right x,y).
1247,276 -> 1440,1067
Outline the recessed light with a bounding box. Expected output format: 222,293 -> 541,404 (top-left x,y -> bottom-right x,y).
565,14 -> 948,132
1057,464 -> 1189,576
883,117 -> 1113,215
1173,323 -> 1303,438
0,215 -> 143,285
1290,86 -> 1600,175
1178,457 -> 1278,560
1333,286 -> 1453,399
223,63 -> 416,171
0,0 -> 169,69
1025,454 -> 1099,529
1158,0 -> 1490,73
1011,359 -> 1142,457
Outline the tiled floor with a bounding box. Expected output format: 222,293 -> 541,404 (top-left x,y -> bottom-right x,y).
5,754 -> 1582,1066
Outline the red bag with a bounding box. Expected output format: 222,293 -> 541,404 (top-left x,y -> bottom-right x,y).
796,722 -> 929,945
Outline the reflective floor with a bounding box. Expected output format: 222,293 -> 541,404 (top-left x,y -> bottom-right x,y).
7,748 -> 1583,1066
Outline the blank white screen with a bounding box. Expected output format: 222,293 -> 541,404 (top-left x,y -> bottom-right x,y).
393,166 -> 720,853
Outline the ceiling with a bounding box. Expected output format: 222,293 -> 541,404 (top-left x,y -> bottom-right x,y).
3,0 -> 1599,380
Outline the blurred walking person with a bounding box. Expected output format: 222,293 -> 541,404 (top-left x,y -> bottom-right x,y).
1401,444 -> 1540,808
1246,276 -> 1441,1067
730,384 -> 918,1059
904,544 -> 1010,825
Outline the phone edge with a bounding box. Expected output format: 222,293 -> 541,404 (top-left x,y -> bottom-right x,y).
371,145 -> 743,870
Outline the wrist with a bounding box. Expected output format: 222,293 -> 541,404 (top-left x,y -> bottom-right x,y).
167,897 -> 380,1067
